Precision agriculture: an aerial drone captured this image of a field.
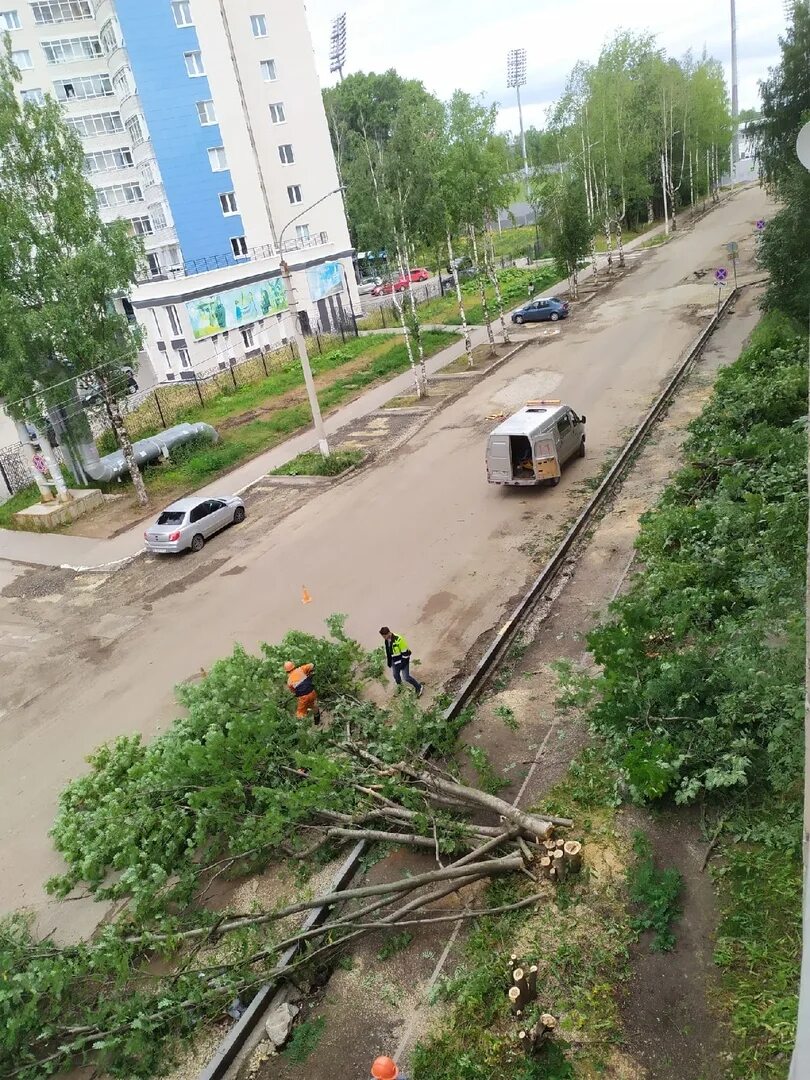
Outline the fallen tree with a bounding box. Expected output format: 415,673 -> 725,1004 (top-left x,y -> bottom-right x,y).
2,617 -> 578,1079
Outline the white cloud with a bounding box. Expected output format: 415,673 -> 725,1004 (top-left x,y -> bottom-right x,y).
305,0 -> 787,130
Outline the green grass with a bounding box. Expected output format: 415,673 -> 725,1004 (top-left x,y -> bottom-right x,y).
640,233 -> 669,249
713,800 -> 802,1077
626,831 -> 682,952
272,449 -> 364,477
282,1015 -> 326,1063
0,483 -> 41,529
129,330 -> 455,496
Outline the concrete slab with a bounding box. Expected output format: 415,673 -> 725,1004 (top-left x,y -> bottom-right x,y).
13,488 -> 103,531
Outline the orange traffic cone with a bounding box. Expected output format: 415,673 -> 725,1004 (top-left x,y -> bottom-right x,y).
301,585 -> 312,605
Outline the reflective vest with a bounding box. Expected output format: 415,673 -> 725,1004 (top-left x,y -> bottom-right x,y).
287,663 -> 315,697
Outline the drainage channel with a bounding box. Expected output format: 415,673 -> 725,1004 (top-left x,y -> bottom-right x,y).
197,283 -> 747,1080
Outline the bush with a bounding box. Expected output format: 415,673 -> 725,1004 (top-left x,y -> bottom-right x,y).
579,316 -> 807,803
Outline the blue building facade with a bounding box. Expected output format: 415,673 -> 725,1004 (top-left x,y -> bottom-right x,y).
114,0 -> 244,266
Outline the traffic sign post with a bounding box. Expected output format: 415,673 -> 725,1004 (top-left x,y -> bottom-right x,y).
713,267 -> 727,317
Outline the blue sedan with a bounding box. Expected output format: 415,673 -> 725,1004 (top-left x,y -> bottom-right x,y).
511,297 -> 570,324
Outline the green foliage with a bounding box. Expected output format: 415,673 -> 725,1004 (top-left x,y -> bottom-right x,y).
580,317 -> 807,802
534,174 -> 594,285
282,1015 -> 326,1063
625,832 -> 682,951
713,802 -> 802,1076
377,931 -> 414,961
0,43 -> 141,417
465,746 -> 509,795
272,449 -> 365,477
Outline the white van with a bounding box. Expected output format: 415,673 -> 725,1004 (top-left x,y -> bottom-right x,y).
486,401 -> 586,486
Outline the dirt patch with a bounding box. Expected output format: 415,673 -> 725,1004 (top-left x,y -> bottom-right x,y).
440,340 -> 514,372
618,806 -> 722,1080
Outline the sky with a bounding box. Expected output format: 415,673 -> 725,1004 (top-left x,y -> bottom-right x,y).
303,0 -> 788,135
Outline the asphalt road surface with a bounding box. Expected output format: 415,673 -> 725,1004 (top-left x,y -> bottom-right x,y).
0,187 -> 770,939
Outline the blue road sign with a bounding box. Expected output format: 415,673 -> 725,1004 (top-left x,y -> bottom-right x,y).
756,219 -> 766,230
714,267 -> 728,283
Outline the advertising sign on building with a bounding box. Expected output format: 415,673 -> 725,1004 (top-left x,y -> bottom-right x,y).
185,277 -> 288,341
306,260 -> 343,303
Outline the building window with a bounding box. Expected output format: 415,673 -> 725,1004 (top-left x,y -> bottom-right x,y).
84,147 -> 133,173
230,235 -> 248,258
171,1 -> 192,27
241,326 -> 254,348
54,74 -> 113,100
31,1 -> 93,24
208,146 -> 228,172
278,143 -> 294,165
295,223 -> 310,242
129,215 -> 153,236
42,35 -> 103,64
65,110 -> 124,136
268,102 -> 285,124
177,347 -> 192,369
11,50 -> 33,69
184,50 -> 204,76
145,252 -> 161,276
196,99 -> 216,125
95,181 -> 143,208
166,305 -> 182,336
112,67 -> 134,99
148,202 -> 167,229
250,13 -> 267,37
140,159 -> 156,186
98,20 -> 118,55
21,88 -> 46,105
219,191 -> 237,215
287,184 -> 302,205
0,10 -> 21,30
125,114 -> 145,146
260,58 -> 277,81
164,244 -> 181,269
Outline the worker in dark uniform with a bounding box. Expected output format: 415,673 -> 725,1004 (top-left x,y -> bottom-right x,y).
379,626 -> 423,697
284,660 -> 321,723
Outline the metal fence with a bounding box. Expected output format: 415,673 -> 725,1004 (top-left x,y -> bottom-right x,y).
0,441 -> 68,499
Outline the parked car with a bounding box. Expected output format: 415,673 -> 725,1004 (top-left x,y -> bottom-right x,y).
144,495 -> 246,554
511,298 -> 570,324
357,275 -> 383,295
371,279 -> 396,297
446,254 -> 474,275
404,267 -> 430,283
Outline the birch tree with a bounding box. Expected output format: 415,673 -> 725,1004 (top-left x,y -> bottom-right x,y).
0,43 -> 148,503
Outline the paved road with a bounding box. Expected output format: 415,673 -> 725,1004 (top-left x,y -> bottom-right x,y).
0,187 -> 770,939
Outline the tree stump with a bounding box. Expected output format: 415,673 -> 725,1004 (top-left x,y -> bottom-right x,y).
552,848 -> 565,881
563,840 -> 583,874
512,967 -> 530,1000
527,965 -> 538,999
508,985 -> 523,1015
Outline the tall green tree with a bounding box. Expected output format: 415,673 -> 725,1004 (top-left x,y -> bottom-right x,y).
756,1 -> 810,320
535,173 -> 594,299
0,44 -> 148,504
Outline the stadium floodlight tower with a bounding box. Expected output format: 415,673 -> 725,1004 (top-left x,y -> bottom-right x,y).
329,12 -> 347,81
507,47 -> 529,195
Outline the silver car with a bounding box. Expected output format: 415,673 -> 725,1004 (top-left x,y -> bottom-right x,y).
144,495 -> 246,554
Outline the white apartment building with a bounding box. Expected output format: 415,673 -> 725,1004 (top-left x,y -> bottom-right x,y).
4,0 -> 359,382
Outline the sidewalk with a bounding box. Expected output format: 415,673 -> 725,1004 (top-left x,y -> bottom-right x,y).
0,220 -> 670,572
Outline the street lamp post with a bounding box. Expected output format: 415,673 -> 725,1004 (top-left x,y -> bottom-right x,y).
507,48 -> 529,198
278,187 -> 344,458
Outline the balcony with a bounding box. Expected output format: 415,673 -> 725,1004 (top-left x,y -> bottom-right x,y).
135,231 -> 331,284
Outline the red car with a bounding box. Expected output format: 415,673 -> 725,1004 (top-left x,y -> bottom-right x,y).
405,267 -> 430,283
371,268 -> 429,296
371,279 -> 397,296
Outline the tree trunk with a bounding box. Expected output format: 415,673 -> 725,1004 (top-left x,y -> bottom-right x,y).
603,213 -> 614,273
447,231 -> 473,367
486,229 -> 510,345
569,264 -> 579,302
661,153 -> 669,236
470,227 -> 495,353
34,423 -> 70,503
646,196 -> 654,224
396,236 -> 427,399
99,374 -> 148,506
688,150 -> 695,214
391,288 -> 422,399
16,420 -> 54,502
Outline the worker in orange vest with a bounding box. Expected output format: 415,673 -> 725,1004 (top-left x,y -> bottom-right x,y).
371,1056 -> 407,1080
283,660 -> 321,724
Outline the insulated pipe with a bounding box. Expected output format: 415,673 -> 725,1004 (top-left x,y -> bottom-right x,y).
78,423 -> 219,484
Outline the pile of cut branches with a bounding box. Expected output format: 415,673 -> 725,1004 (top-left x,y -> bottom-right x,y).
2,617 -> 576,1079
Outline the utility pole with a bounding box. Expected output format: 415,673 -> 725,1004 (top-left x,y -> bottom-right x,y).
507,48 -> 530,198
730,0 -> 739,183
278,188 -> 344,458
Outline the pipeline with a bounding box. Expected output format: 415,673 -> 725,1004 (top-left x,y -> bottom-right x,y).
78,422 -> 219,483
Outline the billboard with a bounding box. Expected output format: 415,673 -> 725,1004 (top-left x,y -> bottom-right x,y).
185,277 -> 288,341
306,260 -> 343,303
